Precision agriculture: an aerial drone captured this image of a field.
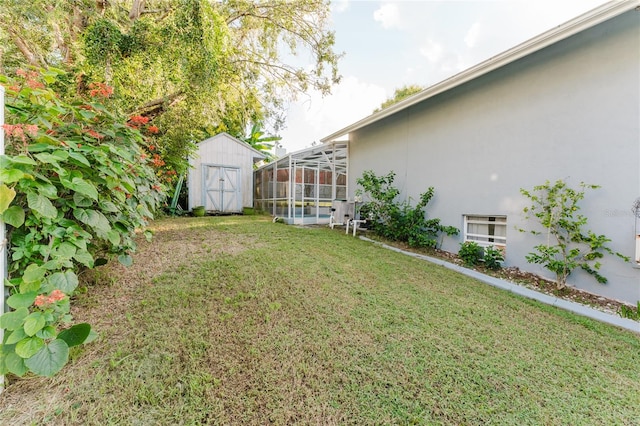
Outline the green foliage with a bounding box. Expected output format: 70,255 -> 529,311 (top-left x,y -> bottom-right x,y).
1,0 -> 342,176
373,84 -> 424,113
483,245 -> 505,271
0,68 -> 166,377
458,241 -> 483,267
356,170 -> 458,248
618,302 -> 640,321
238,122 -> 281,161
520,180 -> 628,289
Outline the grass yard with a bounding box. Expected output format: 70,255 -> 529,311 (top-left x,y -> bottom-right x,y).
1,215 -> 639,425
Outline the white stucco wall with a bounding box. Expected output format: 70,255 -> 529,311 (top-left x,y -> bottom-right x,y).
348,10 -> 640,303
188,133 -> 264,210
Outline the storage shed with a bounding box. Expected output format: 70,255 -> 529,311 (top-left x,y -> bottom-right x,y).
188,133 -> 265,213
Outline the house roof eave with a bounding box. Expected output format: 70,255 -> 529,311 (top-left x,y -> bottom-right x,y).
320,1 -> 639,143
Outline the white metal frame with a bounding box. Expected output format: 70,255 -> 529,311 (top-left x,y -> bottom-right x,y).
254,141 -> 348,225
463,215 -> 507,248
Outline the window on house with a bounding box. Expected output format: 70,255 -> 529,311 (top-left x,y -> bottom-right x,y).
464,215 -> 507,248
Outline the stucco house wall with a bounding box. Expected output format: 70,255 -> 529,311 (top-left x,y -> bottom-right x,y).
188,133 -> 265,211
347,9 -> 639,303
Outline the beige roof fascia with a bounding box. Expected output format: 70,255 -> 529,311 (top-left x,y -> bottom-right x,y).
320,1 -> 639,143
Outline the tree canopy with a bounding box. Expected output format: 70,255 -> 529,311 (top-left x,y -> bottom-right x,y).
0,0 -> 342,172
373,84 -> 424,113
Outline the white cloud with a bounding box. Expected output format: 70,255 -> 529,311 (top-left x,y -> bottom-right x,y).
279,76 -> 387,152
373,3 -> 401,29
419,38 -> 443,63
332,0 -> 350,14
464,22 -> 482,48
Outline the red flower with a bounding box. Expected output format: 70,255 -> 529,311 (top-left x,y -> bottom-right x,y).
86,129 -> 103,139
88,82 -> 113,98
34,295 -> 48,307
26,79 -> 45,89
129,115 -> 149,125
48,289 -> 66,303
151,154 -> 165,167
147,125 -> 159,134
25,124 -> 38,136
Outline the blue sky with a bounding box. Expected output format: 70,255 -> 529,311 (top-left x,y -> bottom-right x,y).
278,0 -> 608,153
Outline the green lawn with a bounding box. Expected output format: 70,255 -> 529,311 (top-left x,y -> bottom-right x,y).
1,215 -> 639,425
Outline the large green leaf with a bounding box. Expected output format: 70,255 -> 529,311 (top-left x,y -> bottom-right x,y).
7,155 -> 37,165
73,192 -> 94,207
0,307 -> 29,331
27,192 -> 58,218
0,168 -> 27,183
73,250 -> 94,268
0,184 -> 16,213
58,323 -> 91,347
74,208 -> 110,234
69,177 -> 99,200
16,336 -> 45,358
5,328 -> 28,345
37,182 -> 58,199
23,312 -> 46,336
2,205 -> 25,227
47,271 -> 78,293
35,151 -> 68,164
106,229 -> 121,246
68,151 -> 91,167
24,339 -> 69,377
23,264 -> 46,284
36,325 -> 58,339
6,291 -> 37,309
53,242 -> 77,260
5,352 -> 28,376
99,200 -> 119,213
118,254 -> 133,267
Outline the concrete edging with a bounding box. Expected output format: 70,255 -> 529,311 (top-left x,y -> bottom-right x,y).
360,237 -> 640,334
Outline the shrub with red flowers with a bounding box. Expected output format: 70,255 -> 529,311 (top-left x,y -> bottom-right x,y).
0,68 -> 166,378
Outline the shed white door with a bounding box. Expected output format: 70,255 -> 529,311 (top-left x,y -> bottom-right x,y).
202,165 -> 242,213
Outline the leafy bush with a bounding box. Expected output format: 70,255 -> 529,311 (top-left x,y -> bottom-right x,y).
458,241 -> 483,267
0,68 -> 166,377
483,246 -> 505,271
356,170 -> 458,248
520,180 -> 628,289
618,302 -> 640,321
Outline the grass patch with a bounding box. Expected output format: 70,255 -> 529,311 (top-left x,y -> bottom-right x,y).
1,216 -> 639,425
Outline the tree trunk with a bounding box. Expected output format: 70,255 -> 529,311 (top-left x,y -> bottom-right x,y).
129,0 -> 146,20
8,29 -> 42,67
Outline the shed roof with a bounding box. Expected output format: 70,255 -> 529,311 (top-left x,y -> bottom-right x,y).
321,1 -> 639,143
199,132 -> 266,159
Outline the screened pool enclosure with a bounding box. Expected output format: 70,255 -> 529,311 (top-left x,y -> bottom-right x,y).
254,142 -> 348,224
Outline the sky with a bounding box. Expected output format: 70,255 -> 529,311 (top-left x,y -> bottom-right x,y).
277,0 -> 608,153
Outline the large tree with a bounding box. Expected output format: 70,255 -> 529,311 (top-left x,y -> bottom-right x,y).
0,0 -> 341,171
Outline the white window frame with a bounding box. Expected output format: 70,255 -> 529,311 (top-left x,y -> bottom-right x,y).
463,215 -> 507,248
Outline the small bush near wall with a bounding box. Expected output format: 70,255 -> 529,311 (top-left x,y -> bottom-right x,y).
458,242 -> 504,270
356,170 -> 458,248
519,180 -> 629,290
